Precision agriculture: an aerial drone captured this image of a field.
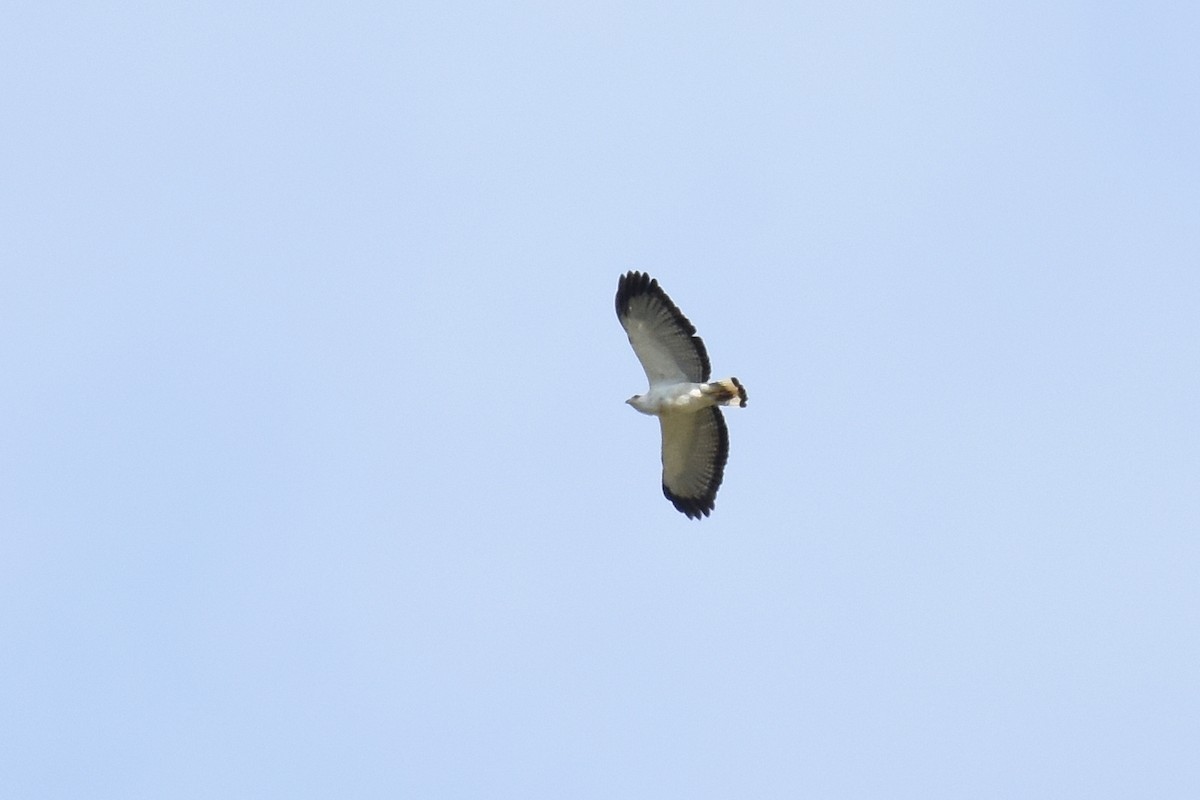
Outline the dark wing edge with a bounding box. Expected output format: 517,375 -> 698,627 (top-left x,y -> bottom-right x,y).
615,271 -> 712,382
662,406 -> 730,520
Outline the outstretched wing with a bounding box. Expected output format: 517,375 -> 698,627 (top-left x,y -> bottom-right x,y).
660,406 -> 729,519
615,271 -> 711,385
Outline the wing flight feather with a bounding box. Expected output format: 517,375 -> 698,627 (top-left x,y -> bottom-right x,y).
659,406 -> 729,519
615,271 -> 711,385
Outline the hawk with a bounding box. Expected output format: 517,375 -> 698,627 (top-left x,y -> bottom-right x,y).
615,271 -> 748,519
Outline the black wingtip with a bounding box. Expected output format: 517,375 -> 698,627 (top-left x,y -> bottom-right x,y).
663,484 -> 713,519
615,270 -> 655,318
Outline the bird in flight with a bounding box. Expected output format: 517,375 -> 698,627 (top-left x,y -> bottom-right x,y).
615,271 -> 747,519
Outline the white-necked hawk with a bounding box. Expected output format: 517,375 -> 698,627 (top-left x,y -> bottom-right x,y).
616,271 -> 747,519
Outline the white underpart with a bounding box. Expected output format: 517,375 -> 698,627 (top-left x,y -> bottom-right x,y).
628,382 -> 712,415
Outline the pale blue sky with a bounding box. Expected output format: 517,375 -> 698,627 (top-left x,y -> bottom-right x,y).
3,2 -> 1198,798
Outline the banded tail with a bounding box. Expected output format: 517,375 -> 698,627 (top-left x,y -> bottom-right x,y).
705,377 -> 748,408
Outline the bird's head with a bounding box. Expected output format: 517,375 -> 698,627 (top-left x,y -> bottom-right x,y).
626,394 -> 655,415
